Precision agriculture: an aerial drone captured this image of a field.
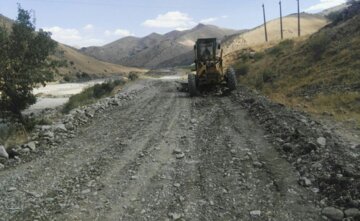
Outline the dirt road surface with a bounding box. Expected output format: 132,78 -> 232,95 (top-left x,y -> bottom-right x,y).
0,78 -> 357,221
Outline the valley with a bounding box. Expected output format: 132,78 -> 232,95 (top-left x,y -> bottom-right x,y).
1,1 -> 360,221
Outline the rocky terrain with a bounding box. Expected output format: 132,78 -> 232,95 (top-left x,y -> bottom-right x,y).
0,77 -> 359,221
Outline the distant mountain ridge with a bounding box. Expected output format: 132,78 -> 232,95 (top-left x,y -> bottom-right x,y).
80,24 -> 239,68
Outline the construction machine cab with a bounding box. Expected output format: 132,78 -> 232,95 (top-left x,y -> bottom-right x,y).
195,38 -> 217,61
188,38 -> 237,96
194,38 -> 220,63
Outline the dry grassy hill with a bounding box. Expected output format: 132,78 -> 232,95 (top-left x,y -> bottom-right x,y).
55,44 -> 144,82
230,6 -> 360,126
0,14 -> 13,29
223,13 -> 328,56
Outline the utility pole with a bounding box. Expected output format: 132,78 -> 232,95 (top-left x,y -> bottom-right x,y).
297,0 -> 301,37
279,1 -> 283,39
262,4 -> 268,42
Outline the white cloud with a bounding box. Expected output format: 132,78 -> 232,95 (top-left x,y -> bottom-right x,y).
200,17 -> 218,24
114,29 -> 132,37
200,15 -> 228,24
44,26 -> 82,41
306,0 -> 346,11
104,30 -> 112,36
104,29 -> 133,37
142,11 -> 196,30
44,26 -> 105,48
83,24 -> 94,31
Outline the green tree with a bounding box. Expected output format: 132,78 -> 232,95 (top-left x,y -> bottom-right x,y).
0,5 -> 59,122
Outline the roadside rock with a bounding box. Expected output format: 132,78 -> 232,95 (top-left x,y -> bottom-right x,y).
0,145 -> 9,159
85,109 -> 95,118
25,141 -> 36,151
81,189 -> 91,194
0,163 -> 4,170
173,149 -> 183,154
282,143 -> 294,152
168,212 -> 182,220
250,210 -> 261,217
322,207 -> 344,221
65,122 -> 75,131
344,208 -> 360,218
299,177 -> 312,187
317,137 -> 326,147
175,153 -> 185,159
8,187 -> 17,192
42,131 -> 54,139
53,123 -> 67,132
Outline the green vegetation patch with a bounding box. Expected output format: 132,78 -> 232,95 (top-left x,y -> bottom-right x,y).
62,79 -> 125,113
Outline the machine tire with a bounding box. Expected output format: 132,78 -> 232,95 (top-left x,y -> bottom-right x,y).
226,67 -> 237,91
188,73 -> 198,97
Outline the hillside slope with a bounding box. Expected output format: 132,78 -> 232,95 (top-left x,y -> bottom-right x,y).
55,44 -> 144,81
0,14 -> 143,82
80,24 -> 238,68
232,9 -> 360,125
0,14 -> 13,29
223,13 -> 328,56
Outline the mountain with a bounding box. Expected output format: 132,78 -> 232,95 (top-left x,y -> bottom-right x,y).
0,14 -> 143,82
222,13 -> 328,56
80,24 -> 238,68
55,44 -> 143,82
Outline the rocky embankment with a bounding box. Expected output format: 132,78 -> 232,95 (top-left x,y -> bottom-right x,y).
232,87 -> 360,220
0,88 -> 142,169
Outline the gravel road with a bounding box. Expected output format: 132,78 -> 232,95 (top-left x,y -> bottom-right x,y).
1,78 -> 358,221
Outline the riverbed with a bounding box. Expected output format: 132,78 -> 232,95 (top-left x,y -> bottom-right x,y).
24,80 -> 105,114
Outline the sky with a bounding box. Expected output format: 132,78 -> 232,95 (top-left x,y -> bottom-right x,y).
0,0 -> 346,48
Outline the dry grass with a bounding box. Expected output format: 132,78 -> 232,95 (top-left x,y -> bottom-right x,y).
223,13 -> 328,56
233,14 -> 360,126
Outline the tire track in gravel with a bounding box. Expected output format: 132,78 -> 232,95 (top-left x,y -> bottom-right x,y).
55,81 -> 186,220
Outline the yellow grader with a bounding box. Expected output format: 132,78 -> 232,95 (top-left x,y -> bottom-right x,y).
188,38 -> 237,96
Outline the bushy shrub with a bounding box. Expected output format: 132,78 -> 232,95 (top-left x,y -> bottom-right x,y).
234,63 -> 249,76
308,33 -> 331,60
267,40 -> 294,56
253,52 -> 265,61
93,83 -> 112,98
62,80 -> 125,113
63,76 -> 71,82
129,72 -> 139,81
262,69 -> 275,83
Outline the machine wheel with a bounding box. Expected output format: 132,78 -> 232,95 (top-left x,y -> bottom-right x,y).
188,73 -> 198,97
226,67 -> 237,91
